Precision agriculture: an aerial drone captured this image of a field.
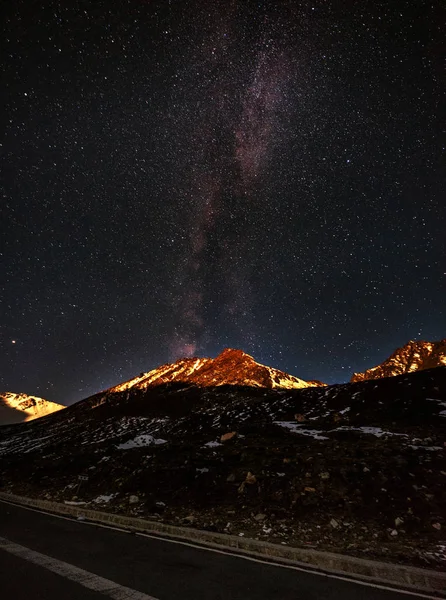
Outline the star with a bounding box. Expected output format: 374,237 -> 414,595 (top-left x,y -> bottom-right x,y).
0,1 -> 443,402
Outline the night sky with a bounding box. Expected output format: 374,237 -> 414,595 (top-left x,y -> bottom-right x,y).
2,1 -> 445,405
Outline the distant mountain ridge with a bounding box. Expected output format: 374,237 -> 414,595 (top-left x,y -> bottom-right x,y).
0,392 -> 65,425
351,339 -> 446,382
109,348 -> 327,393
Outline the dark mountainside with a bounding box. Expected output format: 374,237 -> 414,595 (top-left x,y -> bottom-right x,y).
351,339 -> 446,382
0,348 -> 445,569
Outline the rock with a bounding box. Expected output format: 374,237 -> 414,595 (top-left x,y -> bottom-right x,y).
245,472 -> 257,485
330,518 -> 339,529
319,472 -> 330,480
183,515 -> 196,524
155,501 -> 166,508
226,473 -> 236,482
129,495 -> 139,504
395,517 -> 404,527
254,513 -> 266,521
363,466 -> 370,473
304,487 -> 315,493
238,482 -> 246,494
221,432 -> 237,442
390,529 -> 398,536
432,523 -> 441,531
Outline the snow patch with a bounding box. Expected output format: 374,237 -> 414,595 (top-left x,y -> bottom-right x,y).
274,421 -> 329,440
426,398 -> 446,416
117,434 -> 167,449
409,445 -> 443,451
331,426 -> 408,438
425,544 -> 446,563
93,494 -> 117,504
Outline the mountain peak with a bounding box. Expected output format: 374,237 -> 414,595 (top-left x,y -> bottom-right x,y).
108,349 -> 325,395
214,348 -> 255,362
0,392 -> 65,425
351,338 -> 446,382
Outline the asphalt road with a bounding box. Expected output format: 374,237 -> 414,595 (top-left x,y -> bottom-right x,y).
0,500 -> 436,600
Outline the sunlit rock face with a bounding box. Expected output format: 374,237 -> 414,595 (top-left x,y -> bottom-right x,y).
0,392 -> 65,425
108,348 -> 326,393
351,339 -> 446,382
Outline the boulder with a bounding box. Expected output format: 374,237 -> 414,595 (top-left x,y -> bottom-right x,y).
183,515 -> 196,524
221,432 -> 237,442
245,472 -> 257,485
254,513 -> 266,521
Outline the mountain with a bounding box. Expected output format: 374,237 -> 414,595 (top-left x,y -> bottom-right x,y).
0,359 -> 445,569
351,339 -> 446,382
0,392 -> 65,425
109,348 -> 326,393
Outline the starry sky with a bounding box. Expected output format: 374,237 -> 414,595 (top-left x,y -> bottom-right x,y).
2,1 -> 445,405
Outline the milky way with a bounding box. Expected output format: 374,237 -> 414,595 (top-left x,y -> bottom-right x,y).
1,0 -> 444,403
167,15 -> 298,359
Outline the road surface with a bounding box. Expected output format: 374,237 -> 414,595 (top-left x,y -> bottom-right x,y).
0,500 -> 438,600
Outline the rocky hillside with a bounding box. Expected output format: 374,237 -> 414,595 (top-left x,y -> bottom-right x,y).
0,365 -> 445,569
0,392 -> 65,425
351,339 -> 446,382
109,348 -> 326,393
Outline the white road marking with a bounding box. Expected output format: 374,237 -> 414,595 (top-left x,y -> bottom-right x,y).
0,536 -> 158,600
0,499 -> 443,599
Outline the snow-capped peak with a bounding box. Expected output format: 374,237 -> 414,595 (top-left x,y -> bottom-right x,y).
107,348 -> 325,394
0,392 -> 65,425
351,339 -> 446,382
109,357 -> 212,393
